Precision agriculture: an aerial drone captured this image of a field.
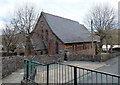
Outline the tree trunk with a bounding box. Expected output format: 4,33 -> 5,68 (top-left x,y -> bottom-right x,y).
98,38 -> 104,54
106,44 -> 109,53
6,48 -> 10,56
25,35 -> 33,56
109,44 -> 113,53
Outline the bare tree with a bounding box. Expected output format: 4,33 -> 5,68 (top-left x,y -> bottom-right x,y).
103,29 -> 119,53
85,4 -> 116,54
105,30 -> 113,52
14,5 -> 39,56
2,23 -> 19,54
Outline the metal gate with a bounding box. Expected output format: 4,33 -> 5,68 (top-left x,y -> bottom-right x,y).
23,59 -> 120,85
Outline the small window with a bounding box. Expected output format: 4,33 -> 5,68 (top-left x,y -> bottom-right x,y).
46,30 -> 48,41
72,45 -> 75,51
83,44 -> 85,49
41,30 -> 44,40
56,42 -> 59,54
40,21 -> 44,28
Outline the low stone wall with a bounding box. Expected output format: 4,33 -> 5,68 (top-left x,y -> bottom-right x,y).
2,54 -> 64,78
67,52 -> 120,62
100,52 -> 120,61
68,54 -> 96,61
2,56 -> 33,78
2,52 -> 120,78
35,54 -> 64,64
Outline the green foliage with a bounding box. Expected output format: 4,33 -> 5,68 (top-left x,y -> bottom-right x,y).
101,52 -> 109,55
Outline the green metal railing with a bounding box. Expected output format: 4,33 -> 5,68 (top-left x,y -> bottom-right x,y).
23,59 -> 120,84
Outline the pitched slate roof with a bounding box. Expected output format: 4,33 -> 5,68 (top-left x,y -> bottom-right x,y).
42,12 -> 93,43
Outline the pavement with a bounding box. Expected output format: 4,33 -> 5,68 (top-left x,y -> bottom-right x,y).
97,56 -> 119,75
2,69 -> 24,83
0,59 -> 2,85
2,56 -> 119,84
76,56 -> 120,83
64,55 -> 119,71
63,61 -> 106,70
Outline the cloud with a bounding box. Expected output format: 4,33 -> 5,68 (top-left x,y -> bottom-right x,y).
0,17 -> 9,22
0,0 -> 119,31
0,21 -> 5,30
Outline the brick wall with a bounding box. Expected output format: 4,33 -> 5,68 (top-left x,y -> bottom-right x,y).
34,14 -> 64,55
33,13 -> 97,55
65,43 -> 96,55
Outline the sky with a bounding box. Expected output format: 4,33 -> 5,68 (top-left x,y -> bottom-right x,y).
0,0 -> 119,33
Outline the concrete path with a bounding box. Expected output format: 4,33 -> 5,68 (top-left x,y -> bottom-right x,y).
2,69 -> 24,83
64,55 -> 119,71
63,61 -> 106,70
76,57 -> 119,83
0,59 -> 2,84
2,56 -> 119,84
97,56 -> 119,75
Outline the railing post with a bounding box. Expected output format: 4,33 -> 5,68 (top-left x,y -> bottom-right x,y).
47,64 -> 49,85
118,77 -> 120,84
74,67 -> 77,85
26,60 -> 29,81
23,60 -> 26,80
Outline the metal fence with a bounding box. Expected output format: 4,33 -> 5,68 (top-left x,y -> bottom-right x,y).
23,59 -> 120,85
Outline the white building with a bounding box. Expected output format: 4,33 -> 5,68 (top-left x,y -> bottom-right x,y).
102,45 -> 120,51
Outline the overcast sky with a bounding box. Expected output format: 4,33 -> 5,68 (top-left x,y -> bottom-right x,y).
0,0 -> 119,32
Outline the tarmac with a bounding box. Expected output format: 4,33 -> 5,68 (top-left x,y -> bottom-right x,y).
2,56 -> 119,84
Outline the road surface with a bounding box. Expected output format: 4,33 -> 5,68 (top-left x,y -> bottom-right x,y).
77,56 -> 120,83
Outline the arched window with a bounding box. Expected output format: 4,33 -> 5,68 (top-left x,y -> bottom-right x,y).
41,29 -> 44,40
46,30 -> 48,41
56,42 -> 59,54
40,21 -> 45,40
40,21 -> 44,28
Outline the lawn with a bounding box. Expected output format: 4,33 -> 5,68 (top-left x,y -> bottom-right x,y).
0,56 -> 3,59
101,52 -> 109,55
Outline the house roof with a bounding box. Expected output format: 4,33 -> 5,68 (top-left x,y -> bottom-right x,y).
42,12 -> 94,43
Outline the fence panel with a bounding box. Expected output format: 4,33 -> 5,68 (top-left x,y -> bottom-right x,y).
23,59 -> 120,84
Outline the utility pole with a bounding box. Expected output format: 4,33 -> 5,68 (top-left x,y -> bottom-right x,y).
91,20 -> 94,62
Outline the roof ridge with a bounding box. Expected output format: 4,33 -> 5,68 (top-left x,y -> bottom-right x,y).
42,12 -> 79,24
